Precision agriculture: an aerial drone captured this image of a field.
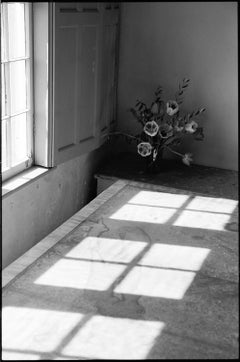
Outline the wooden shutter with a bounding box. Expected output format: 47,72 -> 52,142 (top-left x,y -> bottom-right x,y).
53,2 -> 102,164
53,2 -> 120,165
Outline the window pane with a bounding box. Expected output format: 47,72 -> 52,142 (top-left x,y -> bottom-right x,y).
8,3 -> 26,59
11,113 -> 28,165
1,6 -> 6,61
10,60 -> 27,114
1,64 -> 7,117
1,119 -> 8,170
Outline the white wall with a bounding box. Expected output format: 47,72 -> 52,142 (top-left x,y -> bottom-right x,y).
2,147 -> 106,268
117,2 -> 238,170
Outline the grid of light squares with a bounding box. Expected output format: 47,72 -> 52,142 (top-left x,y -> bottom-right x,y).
110,191 -> 238,231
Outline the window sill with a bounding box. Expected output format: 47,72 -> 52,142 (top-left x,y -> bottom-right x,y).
2,166 -> 54,198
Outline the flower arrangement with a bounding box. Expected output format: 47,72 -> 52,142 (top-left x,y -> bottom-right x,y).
109,78 -> 205,168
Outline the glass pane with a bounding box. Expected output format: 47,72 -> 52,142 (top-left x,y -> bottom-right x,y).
10,60 -> 27,114
8,3 -> 26,59
1,6 -> 6,61
11,113 -> 28,165
1,119 -> 8,171
1,64 -> 7,117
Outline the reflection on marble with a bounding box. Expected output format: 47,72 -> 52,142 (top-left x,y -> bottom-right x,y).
2,182 -> 238,359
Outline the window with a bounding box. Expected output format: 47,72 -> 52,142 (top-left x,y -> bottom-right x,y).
1,2 -> 120,182
1,2 -> 33,181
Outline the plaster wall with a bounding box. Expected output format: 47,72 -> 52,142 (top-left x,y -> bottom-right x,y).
2,147 -> 106,268
117,2 -> 238,170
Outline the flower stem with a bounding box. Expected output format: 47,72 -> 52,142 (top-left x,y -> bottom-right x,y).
164,145 -> 184,157
108,132 -> 141,142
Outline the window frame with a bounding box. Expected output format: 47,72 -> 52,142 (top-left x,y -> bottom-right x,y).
1,2 -> 34,182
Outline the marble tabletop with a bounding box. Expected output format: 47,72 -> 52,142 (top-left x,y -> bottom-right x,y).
95,151 -> 238,199
2,180 -> 239,360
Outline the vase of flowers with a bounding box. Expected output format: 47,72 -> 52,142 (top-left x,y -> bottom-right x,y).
108,78 -> 205,172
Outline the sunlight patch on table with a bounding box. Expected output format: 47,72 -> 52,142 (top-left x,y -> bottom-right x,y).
110,203 -> 176,224
139,243 -> 210,271
2,307 -> 84,353
114,266 -> 196,299
66,237 -> 147,263
173,210 -> 232,231
128,190 -> 189,208
2,350 -> 41,360
34,259 -> 126,291
186,196 -> 238,214
62,315 -> 164,359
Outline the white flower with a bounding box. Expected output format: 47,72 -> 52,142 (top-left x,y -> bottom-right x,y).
143,120 -> 159,137
185,120 -> 198,133
182,153 -> 193,166
166,100 -> 179,116
137,142 -> 152,157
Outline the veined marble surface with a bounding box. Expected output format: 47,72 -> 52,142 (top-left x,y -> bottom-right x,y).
2,181 -> 239,360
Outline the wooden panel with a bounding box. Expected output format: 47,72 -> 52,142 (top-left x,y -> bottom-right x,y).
76,2 -> 100,13
99,6 -> 119,138
55,24 -> 78,150
78,25 -> 98,142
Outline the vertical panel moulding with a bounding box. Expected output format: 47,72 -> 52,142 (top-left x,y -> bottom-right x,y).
106,25 -> 112,131
113,7 -> 120,131
48,2 -> 55,167
110,26 -> 115,126
74,18 -> 79,146
76,19 -> 82,144
78,17 -> 98,143
93,20 -> 100,140
99,12 -> 108,134
56,22 -> 78,150
96,4 -> 104,141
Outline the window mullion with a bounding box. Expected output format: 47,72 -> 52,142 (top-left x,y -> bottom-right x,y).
4,4 -> 12,169
25,3 -> 34,163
